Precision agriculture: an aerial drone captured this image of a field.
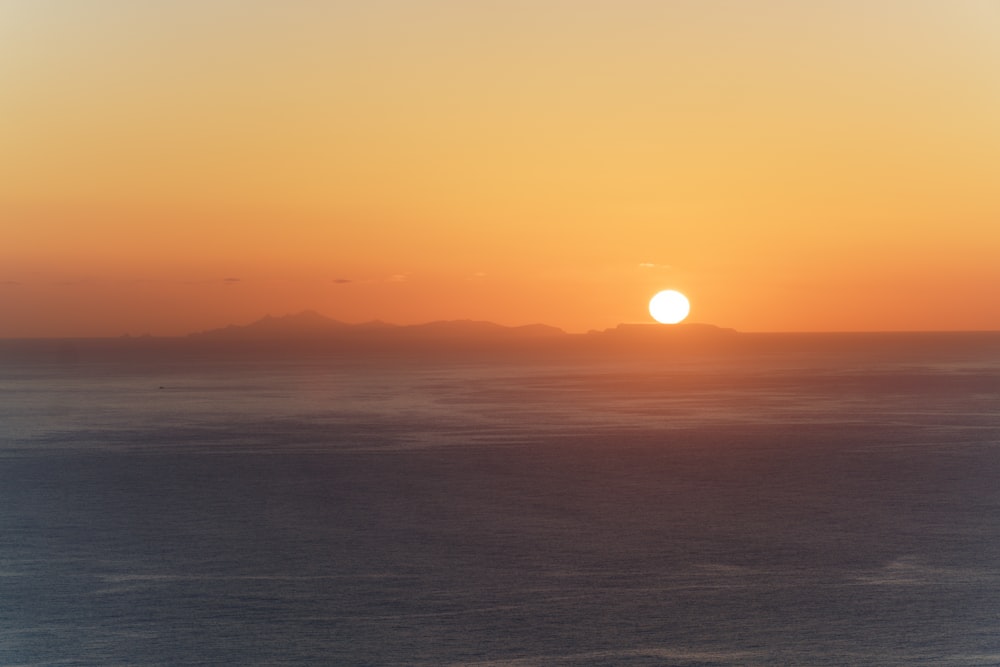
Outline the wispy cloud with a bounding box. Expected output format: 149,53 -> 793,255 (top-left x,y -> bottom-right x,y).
0,280 -> 21,287
330,274 -> 408,285
180,278 -> 243,286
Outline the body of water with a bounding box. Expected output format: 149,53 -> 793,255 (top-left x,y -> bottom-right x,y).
2,335 -> 999,665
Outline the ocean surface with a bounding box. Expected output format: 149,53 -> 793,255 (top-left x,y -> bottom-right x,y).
2,334 -> 999,665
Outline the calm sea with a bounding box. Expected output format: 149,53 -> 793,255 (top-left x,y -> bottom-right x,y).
1,334 -> 999,665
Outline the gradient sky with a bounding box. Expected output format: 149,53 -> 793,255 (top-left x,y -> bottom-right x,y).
3,1 -> 999,336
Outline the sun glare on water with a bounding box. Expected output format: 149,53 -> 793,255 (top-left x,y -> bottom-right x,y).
649,290 -> 690,324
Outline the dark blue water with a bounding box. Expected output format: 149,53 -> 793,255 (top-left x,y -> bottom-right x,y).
2,337 -> 1000,665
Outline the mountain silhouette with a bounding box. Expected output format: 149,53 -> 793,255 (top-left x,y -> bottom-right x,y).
189,310 -> 355,339
189,311 -> 565,342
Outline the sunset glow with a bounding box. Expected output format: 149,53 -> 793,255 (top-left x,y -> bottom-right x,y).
2,2 -> 999,336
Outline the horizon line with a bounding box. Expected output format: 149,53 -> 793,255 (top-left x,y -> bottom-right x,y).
4,327 -> 1000,342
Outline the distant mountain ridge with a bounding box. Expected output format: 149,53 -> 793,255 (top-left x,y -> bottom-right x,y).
188,310 -> 566,341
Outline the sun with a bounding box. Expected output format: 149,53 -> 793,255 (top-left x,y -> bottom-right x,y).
649,290 -> 690,324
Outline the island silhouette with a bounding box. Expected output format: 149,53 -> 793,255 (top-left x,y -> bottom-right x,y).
189,310 -> 735,341
179,309 -> 741,358
188,310 -> 568,342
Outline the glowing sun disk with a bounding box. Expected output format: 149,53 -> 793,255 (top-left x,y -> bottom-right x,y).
649,290 -> 690,324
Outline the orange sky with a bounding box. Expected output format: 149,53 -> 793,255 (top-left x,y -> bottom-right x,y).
3,1 -> 999,337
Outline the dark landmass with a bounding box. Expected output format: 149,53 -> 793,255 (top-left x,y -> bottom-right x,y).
1,310 -> 999,365
188,310 -> 566,343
